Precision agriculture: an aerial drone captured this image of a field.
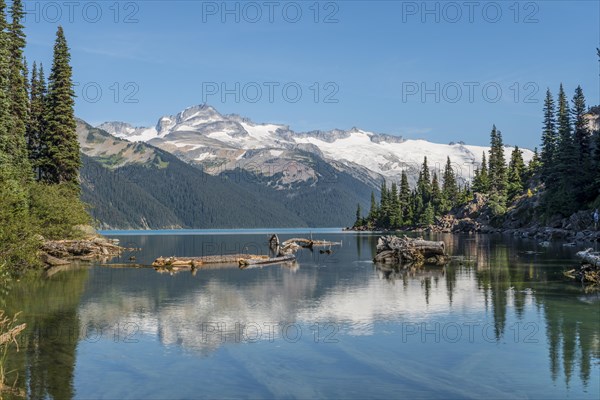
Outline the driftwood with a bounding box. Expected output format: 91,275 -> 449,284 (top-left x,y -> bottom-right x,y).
270,235 -> 341,257
40,237 -> 131,266
576,249 -> 600,267
152,254 -> 269,268
239,255 -> 296,268
565,248 -> 600,287
374,235 -> 449,265
153,234 -> 341,272
0,323 -> 26,346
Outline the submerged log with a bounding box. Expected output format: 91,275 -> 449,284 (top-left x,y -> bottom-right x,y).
374,235 -> 449,265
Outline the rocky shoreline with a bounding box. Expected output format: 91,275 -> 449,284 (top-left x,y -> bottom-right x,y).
348,193 -> 600,242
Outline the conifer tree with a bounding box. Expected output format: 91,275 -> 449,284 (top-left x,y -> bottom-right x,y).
472,153 -> 490,194
416,156 -> 432,208
420,203 -> 435,225
540,89 -> 558,184
572,86 -> 589,158
431,172 -> 442,214
0,0 -> 10,155
457,183 -> 472,205
594,51 -> 600,194
525,147 -> 542,182
442,156 -> 458,212
22,55 -> 28,92
367,191 -> 378,222
6,0 -> 30,178
571,86 -> 591,202
27,62 -> 46,178
594,121 -> 600,195
379,180 -> 390,225
507,146 -> 525,200
546,84 -> 578,216
488,125 -> 507,195
486,126 -> 508,216
389,181 -> 401,227
412,189 -> 423,226
42,26 -> 80,186
354,203 -> 362,227
400,171 -> 412,224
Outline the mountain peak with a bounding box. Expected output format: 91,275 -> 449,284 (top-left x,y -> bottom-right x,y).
95,103 -> 533,184
177,104 -> 221,122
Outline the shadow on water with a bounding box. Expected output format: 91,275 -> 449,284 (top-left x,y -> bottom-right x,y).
0,232 -> 598,398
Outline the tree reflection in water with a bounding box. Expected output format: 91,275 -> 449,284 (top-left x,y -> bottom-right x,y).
0,233 -> 598,398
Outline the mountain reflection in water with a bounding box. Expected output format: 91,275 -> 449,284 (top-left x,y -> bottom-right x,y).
2,232 -> 598,399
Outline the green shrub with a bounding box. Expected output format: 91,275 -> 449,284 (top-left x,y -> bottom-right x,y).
0,165 -> 41,271
29,183 -> 91,240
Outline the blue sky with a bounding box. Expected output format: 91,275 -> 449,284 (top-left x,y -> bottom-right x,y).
21,0 -> 599,148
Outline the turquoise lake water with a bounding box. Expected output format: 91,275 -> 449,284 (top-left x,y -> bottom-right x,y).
2,231 -> 599,399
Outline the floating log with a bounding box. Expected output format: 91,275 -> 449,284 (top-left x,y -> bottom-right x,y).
152,235 -> 341,272
374,235 -> 449,265
576,248 -> 600,267
239,254 -> 296,268
266,235 -> 341,257
152,254 -> 268,268
281,238 -> 340,248
566,248 -> 600,286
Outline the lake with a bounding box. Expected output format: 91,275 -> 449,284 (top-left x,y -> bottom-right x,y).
2,231 -> 599,399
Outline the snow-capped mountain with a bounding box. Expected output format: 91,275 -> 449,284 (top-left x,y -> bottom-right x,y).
98,105 -> 533,187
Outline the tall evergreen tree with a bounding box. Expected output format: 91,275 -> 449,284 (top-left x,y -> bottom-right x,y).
594,50 -> 600,194
6,0 -> 30,178
389,181 -> 401,227
442,156 -> 458,211
488,125 -> 507,195
416,156 -> 432,208
431,172 -> 442,214
379,180 -> 390,225
27,62 -> 46,178
540,89 -> 558,183
472,152 -> 490,193
487,126 -> 508,216
42,26 -> 80,186
525,147 -> 542,182
547,84 -> 578,216
22,55 -> 28,92
571,86 -> 591,203
0,0 -> 10,155
594,118 -> 600,195
399,171 -> 412,224
507,146 -> 525,200
420,203 -> 435,225
367,191 -> 378,222
354,203 -> 362,227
